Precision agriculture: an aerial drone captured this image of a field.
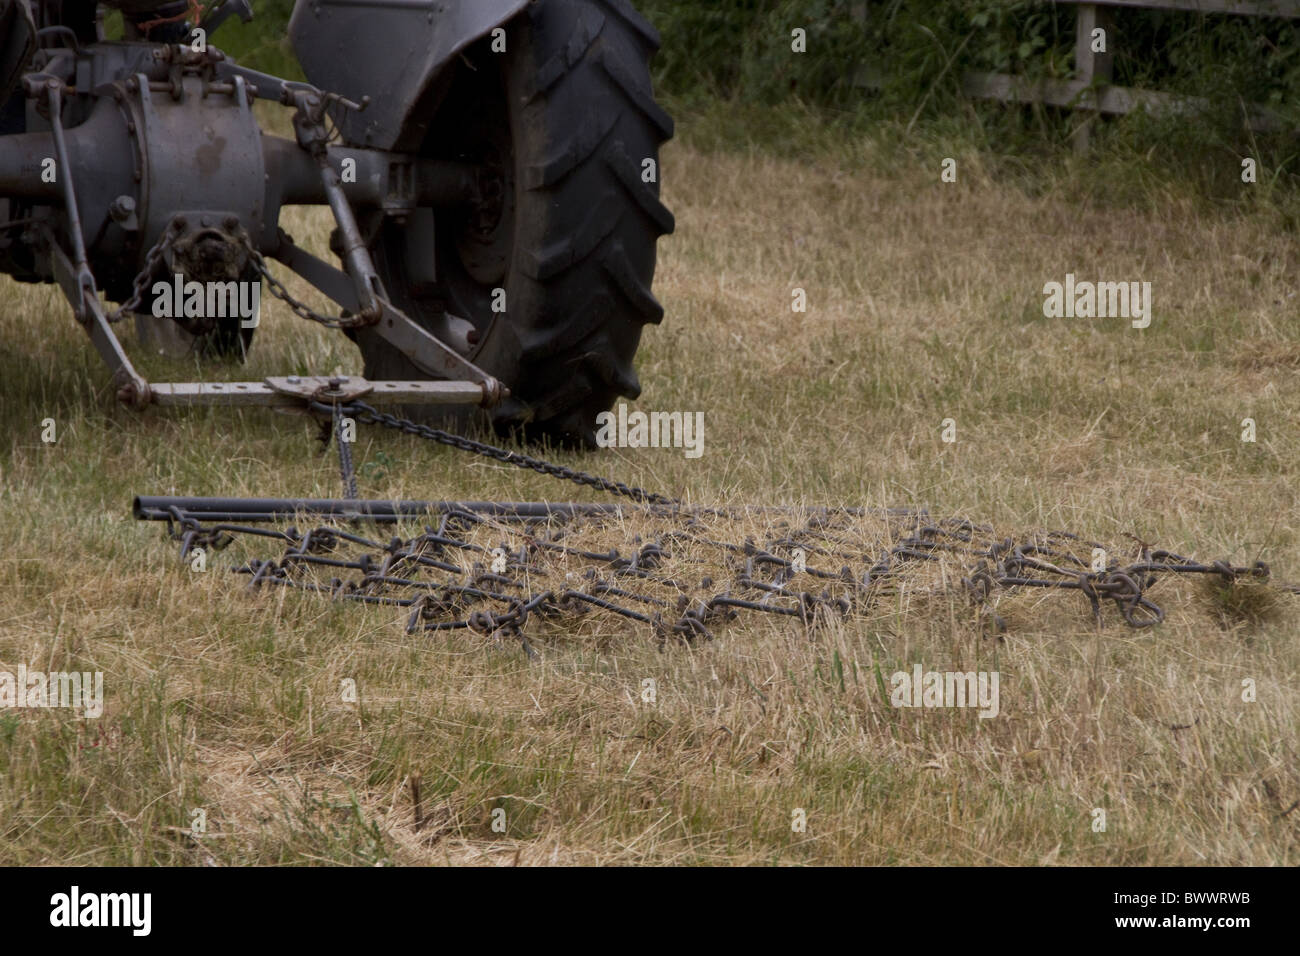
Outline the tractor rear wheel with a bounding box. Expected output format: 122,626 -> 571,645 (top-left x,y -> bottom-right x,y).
353,0 -> 674,446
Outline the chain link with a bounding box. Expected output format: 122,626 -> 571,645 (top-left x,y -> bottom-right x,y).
333,401 -> 359,499
106,223 -> 177,323
243,237 -> 373,330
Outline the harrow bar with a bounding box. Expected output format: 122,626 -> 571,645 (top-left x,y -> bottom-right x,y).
132,496 -> 921,523
134,496 -> 643,523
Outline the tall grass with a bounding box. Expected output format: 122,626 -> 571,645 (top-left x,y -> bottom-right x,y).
2,117 -> 1298,864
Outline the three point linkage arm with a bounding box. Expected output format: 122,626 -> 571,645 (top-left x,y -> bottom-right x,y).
4,44 -> 506,411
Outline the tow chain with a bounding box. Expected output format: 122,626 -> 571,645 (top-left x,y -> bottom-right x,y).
313,399 -> 680,507
331,401 -> 360,499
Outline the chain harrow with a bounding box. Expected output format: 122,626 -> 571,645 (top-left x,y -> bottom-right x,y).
158,496 -> 1279,658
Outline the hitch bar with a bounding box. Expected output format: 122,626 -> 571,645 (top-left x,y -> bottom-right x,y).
148,376 -> 491,408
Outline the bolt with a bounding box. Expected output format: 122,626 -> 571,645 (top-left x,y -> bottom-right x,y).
109,196 -> 136,223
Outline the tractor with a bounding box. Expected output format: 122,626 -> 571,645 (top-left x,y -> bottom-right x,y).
0,0 -> 673,445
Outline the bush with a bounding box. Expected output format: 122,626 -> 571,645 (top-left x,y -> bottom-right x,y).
209,0 -> 302,79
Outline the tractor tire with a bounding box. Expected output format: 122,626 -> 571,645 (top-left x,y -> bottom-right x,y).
353,0 -> 674,447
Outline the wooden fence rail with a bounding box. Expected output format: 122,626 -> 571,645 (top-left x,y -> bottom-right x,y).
964,0 -> 1300,149
854,1 -> 1300,150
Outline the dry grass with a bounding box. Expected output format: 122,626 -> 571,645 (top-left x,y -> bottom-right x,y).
0,111 -> 1298,865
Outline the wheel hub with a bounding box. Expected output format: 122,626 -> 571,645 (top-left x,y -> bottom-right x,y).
455,139 -> 513,287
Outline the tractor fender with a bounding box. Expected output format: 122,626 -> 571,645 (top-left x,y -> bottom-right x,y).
288,0 -> 530,151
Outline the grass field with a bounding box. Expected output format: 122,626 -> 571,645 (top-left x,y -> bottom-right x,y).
1,102 -> 1298,865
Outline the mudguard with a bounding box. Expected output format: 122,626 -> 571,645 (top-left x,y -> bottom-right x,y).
0,0 -> 36,104
288,0 -> 530,151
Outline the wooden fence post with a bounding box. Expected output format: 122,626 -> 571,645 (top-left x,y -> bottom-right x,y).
1073,3 -> 1116,152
